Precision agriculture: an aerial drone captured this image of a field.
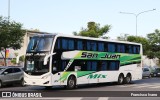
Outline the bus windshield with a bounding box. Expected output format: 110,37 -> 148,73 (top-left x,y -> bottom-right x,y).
27,36 -> 54,53
24,56 -> 50,75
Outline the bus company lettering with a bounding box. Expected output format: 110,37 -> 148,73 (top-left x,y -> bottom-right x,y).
101,54 -> 121,59
87,74 -> 107,79
81,52 -> 121,59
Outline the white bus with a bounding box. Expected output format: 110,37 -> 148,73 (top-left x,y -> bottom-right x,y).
23,34 -> 142,89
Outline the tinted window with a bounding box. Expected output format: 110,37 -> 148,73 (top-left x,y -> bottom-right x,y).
61,60 -> 69,71
101,61 -> 107,71
68,40 -> 74,50
62,39 -> 68,50
108,43 -> 116,52
108,61 -> 119,70
55,38 -> 61,49
87,61 -> 91,70
77,40 -> 83,50
117,44 -> 125,53
87,41 -> 97,51
98,42 -> 104,51
91,61 -> 97,71
14,68 -> 21,73
128,45 -> 132,53
4,68 -> 13,74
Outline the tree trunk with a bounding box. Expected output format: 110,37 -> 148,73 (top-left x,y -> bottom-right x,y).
4,48 -> 7,66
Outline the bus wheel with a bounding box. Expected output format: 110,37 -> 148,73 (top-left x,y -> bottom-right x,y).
124,74 -> 132,84
118,74 -> 124,85
67,76 -> 76,89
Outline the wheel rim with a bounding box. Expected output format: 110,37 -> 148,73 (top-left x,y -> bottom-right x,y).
119,76 -> 123,83
69,78 -> 75,88
127,77 -> 130,83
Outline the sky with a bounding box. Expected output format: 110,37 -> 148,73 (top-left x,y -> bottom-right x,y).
0,0 -> 160,39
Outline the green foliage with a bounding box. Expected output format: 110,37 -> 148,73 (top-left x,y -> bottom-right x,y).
19,55 -> 25,62
0,16 -> 25,65
73,22 -> 111,38
147,29 -> 160,62
127,36 -> 149,55
117,34 -> 129,41
0,16 -> 26,49
11,58 -> 16,64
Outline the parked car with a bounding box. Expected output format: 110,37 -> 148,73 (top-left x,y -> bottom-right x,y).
142,67 -> 151,78
152,67 -> 160,77
0,66 -> 24,88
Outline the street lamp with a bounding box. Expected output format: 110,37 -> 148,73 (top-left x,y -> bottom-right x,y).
120,9 -> 156,36
8,0 -> 10,21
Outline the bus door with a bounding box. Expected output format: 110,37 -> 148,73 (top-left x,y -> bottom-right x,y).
52,60 -> 61,85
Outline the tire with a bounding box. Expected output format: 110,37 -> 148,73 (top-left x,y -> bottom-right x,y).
124,74 -> 132,84
0,81 -> 2,88
20,79 -> 25,87
67,76 -> 76,89
118,74 -> 124,85
148,74 -> 151,78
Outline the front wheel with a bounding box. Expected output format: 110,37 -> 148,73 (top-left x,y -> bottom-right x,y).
67,76 -> 76,89
20,79 -> 25,86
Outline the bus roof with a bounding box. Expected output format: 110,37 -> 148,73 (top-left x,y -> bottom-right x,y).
34,33 -> 142,46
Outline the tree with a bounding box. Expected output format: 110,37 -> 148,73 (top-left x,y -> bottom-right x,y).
73,22 -> 111,38
126,36 -> 149,55
0,16 -> 25,66
117,33 -> 129,41
147,29 -> 160,62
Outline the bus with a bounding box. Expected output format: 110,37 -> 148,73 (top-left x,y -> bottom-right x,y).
23,34 -> 142,89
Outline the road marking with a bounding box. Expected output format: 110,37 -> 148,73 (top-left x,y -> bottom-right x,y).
98,97 -> 109,100
118,84 -> 138,87
149,85 -> 160,88
117,83 -> 160,89
134,84 -> 157,88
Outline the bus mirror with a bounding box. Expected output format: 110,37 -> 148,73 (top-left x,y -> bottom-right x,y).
44,53 -> 56,65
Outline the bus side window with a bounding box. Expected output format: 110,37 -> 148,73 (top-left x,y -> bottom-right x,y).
133,46 -> 137,54
136,46 -> 140,54
121,44 -> 125,53
117,44 -> 125,53
91,42 -> 97,51
108,61 -> 119,70
68,39 -> 74,50
87,61 -> 91,71
62,39 -> 68,50
61,60 -> 69,71
87,41 -> 91,51
129,45 -> 132,53
101,61 -> 107,71
77,40 -> 83,50
108,43 -> 116,52
91,61 -> 97,71
98,42 -> 104,52
55,38 -> 61,50
82,40 -> 86,50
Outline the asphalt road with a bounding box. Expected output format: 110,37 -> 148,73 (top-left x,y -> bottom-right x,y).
0,77 -> 160,100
